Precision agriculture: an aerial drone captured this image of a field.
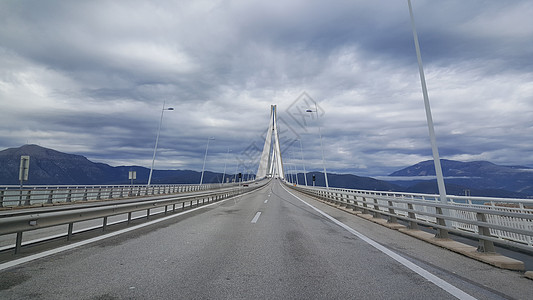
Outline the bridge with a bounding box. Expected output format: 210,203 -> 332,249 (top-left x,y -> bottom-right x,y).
1,105 -> 532,299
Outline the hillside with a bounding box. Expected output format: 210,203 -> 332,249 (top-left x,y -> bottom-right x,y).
2,145 -> 531,198
388,159 -> 533,197
0,145 -> 225,185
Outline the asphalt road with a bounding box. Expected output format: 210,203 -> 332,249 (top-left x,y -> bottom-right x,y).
0,179 -> 531,299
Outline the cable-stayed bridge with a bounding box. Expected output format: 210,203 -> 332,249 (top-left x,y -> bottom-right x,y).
0,105 -> 532,299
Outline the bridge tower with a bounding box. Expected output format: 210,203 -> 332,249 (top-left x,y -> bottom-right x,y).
257,105 -> 284,179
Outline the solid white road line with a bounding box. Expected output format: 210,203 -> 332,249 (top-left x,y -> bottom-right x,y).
251,212 -> 262,223
281,184 -> 477,300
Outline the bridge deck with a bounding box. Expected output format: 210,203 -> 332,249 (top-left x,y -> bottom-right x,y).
0,179 -> 531,299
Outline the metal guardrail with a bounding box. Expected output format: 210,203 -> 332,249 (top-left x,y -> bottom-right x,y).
289,183 -> 533,254
0,182 -> 247,208
0,179 -> 268,253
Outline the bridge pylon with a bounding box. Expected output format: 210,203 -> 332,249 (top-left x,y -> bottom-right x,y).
257,105 -> 284,179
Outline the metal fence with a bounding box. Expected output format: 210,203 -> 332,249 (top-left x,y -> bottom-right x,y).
289,184 -> 533,253
0,179 -> 268,253
0,182 -> 243,208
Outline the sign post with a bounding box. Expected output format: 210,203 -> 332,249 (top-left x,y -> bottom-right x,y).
129,170 -> 137,185
19,155 -> 30,206
19,156 -> 30,188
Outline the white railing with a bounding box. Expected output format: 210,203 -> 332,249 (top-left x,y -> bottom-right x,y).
289,184 -> 533,253
0,178 -> 269,254
0,181 -> 248,208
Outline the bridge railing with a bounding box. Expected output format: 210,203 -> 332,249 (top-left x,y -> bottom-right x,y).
0,178 -> 269,253
288,183 -> 533,253
0,182 -> 247,208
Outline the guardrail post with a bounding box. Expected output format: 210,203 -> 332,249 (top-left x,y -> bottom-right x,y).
476,212 -> 496,253
119,187 -> 124,198
103,217 -> 108,231
361,197 -> 369,214
23,190 -> 31,206
434,207 -> 449,239
83,189 -> 88,201
66,189 -> 72,202
108,188 -> 113,199
15,232 -> 23,254
387,200 -> 397,223
67,223 -> 74,241
47,189 -> 54,204
97,188 -> 102,200
373,198 -> 382,219
407,203 -> 419,230
128,212 -> 132,224
0,190 -> 4,208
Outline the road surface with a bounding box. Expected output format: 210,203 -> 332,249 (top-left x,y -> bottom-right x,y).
0,179 -> 531,299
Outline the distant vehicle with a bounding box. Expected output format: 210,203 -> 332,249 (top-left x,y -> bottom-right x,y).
243,184 -> 249,187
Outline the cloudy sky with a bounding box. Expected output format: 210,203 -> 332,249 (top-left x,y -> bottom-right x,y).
1,0 -> 532,177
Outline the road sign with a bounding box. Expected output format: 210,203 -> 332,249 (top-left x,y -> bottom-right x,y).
129,170 -> 137,185
19,155 -> 30,182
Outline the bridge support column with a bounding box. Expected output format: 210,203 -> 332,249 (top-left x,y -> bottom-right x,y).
476,212 -> 496,253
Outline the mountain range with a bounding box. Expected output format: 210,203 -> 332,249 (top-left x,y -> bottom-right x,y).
1,145 -> 531,198
0,145 -> 231,185
386,159 -> 533,198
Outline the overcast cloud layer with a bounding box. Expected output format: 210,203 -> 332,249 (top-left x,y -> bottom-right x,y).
1,0 -> 532,177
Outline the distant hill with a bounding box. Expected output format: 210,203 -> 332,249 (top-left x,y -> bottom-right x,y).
295,172 -> 401,191
2,145 -> 531,198
387,159 -> 533,198
0,145 -> 227,185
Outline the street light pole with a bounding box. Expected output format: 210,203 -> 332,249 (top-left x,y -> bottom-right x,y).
408,0 -> 448,238
200,137 -> 215,185
221,148 -> 231,184
298,139 -> 308,186
306,103 -> 329,190
148,102 -> 174,186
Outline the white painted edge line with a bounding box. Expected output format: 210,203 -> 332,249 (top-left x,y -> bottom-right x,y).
281,184 -> 477,300
251,212 -> 262,223
0,190 -> 258,272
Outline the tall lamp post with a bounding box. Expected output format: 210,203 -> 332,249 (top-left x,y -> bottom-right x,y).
298,139 -> 308,186
200,137 -> 215,185
148,102 -> 174,186
221,148 -> 231,184
306,103 -> 329,190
